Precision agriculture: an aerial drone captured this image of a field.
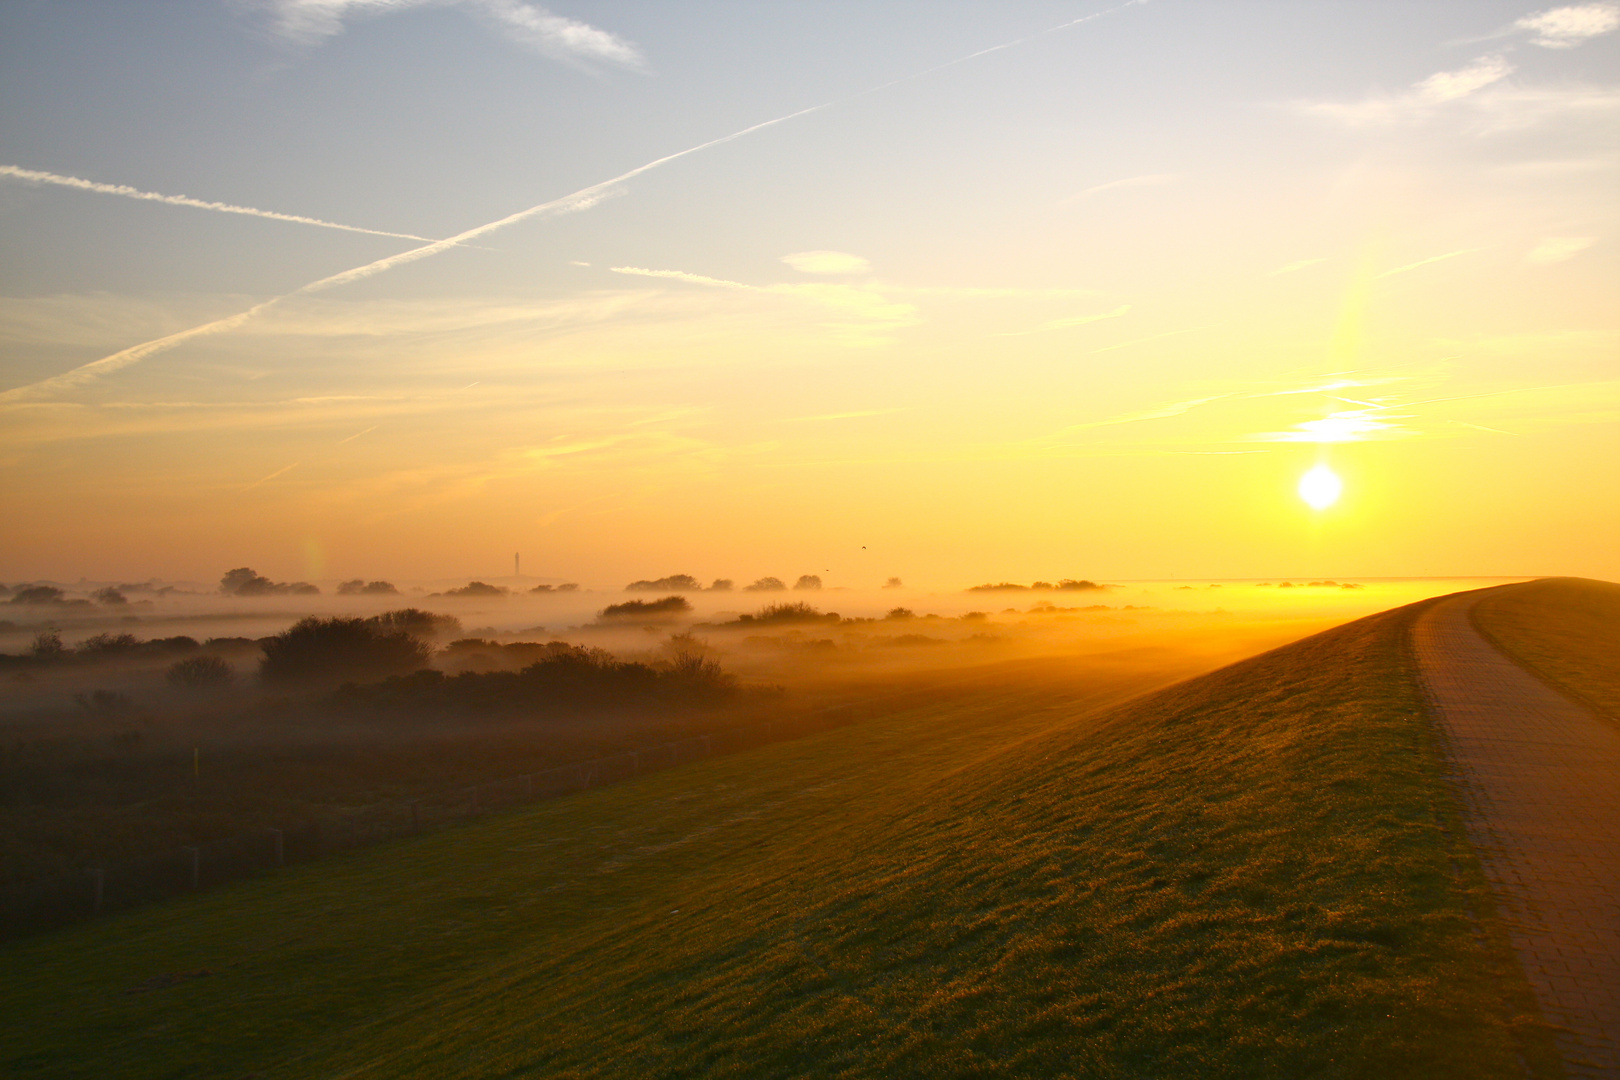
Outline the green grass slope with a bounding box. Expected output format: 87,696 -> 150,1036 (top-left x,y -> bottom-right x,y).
0,600 -> 1555,1079
1472,576 -> 1620,728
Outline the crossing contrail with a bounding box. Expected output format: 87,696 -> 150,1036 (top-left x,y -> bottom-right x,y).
2,0 -> 1148,405
0,165 -> 440,242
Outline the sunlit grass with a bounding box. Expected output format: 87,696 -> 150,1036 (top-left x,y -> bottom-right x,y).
0,603 -> 1555,1078
1471,577 -> 1620,728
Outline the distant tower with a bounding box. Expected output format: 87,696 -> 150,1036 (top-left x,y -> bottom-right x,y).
514,552 -> 520,578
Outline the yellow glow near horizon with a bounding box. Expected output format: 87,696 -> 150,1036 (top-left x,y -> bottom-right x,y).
1298,464 -> 1343,510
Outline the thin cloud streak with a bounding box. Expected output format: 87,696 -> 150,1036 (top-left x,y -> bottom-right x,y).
1377,249 -> 1480,278
3,0 -> 1155,404
0,165 -> 438,242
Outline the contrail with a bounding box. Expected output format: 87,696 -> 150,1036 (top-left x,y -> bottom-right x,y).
0,165 -> 439,242
3,1 -> 1148,404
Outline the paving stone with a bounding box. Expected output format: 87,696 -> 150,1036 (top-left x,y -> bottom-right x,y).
1414,592 -> 1620,1078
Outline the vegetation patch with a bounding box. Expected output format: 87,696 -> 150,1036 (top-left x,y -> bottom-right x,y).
1471,576 -> 1620,726
0,600 -> 1556,1079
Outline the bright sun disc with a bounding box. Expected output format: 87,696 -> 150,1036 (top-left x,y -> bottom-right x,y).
1298,464 -> 1342,510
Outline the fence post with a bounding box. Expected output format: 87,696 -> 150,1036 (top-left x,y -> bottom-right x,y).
268,828 -> 284,866
183,847 -> 200,889
89,868 -> 105,913
410,801 -> 421,834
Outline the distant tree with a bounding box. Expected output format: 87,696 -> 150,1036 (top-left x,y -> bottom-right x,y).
167,654 -> 235,690
366,608 -> 462,642
93,586 -> 128,605
530,584 -> 553,593
29,630 -> 66,660
555,583 -> 579,592
885,607 -> 916,620
743,577 -> 787,592
361,581 -> 398,595
436,581 -> 508,598
10,585 -> 65,605
221,567 -> 275,595
708,579 -> 734,591
625,574 -> 702,592
599,596 -> 692,620
883,577 -> 904,589
260,616 -> 430,686
731,602 -> 838,625
793,575 -> 823,591
336,579 -> 366,595
77,633 -> 140,657
1055,579 -> 1103,592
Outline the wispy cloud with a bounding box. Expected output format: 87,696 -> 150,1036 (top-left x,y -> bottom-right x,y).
1297,55 -> 1515,126
999,305 -> 1131,336
1516,3 -> 1620,47
1527,236 -> 1596,263
1376,249 -> 1480,278
610,265 -> 919,344
254,0 -> 645,68
781,251 -> 872,275
0,164 -> 437,241
1059,173 -> 1177,205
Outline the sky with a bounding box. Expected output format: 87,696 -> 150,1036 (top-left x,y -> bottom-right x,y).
1,0 -> 1616,587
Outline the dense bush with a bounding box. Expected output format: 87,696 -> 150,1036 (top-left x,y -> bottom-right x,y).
366,608 -> 461,641
599,596 -> 691,620
167,655 -> 236,689
260,616 -> 430,686
728,602 -> 839,626
743,577 -> 787,592
625,574 -> 701,592
332,643 -> 736,717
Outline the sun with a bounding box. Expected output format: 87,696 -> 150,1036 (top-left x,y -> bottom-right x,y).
1298,464 -> 1343,510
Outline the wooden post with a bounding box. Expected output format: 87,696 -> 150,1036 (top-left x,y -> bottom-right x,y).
268,828 -> 284,866
183,846 -> 200,889
89,868 -> 105,913
410,801 -> 421,834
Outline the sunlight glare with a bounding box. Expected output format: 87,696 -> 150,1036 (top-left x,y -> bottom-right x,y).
1298,464 -> 1343,510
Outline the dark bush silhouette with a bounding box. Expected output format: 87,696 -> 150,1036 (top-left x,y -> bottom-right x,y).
884,577 -> 904,589
728,602 -> 838,626
744,577 -> 786,592
338,579 -> 399,595
708,579 -> 733,591
793,575 -> 823,591
625,574 -> 702,592
29,631 -> 65,660
93,586 -> 128,605
599,596 -> 692,620
434,581 -> 508,598
221,567 -> 319,596
260,617 -> 430,686
76,633 -> 140,656
167,655 -> 236,689
365,608 -> 461,642
10,585 -> 65,605
332,642 -> 736,718
886,607 -> 916,620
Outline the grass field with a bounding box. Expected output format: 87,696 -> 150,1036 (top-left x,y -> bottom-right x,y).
1472,577 -> 1620,729
0,599 -> 1556,1079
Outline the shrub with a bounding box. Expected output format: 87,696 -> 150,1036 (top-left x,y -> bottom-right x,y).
437,581 -> 508,598
885,607 -> 916,620
883,577 -> 904,589
338,579 -> 399,595
793,575 -> 823,591
625,575 -> 701,592
221,567 -> 320,596
167,655 -> 236,689
744,577 -> 786,592
732,602 -> 837,626
260,616 -> 430,686
366,608 -> 461,642
93,586 -> 128,605
77,633 -> 140,657
599,596 -> 692,620
29,631 -> 66,659
10,585 -> 65,605
708,579 -> 734,591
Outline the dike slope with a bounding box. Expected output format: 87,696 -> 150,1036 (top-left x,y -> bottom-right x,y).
0,599 -> 1556,1080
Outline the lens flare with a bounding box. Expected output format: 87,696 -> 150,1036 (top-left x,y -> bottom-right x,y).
1298,464 -> 1343,510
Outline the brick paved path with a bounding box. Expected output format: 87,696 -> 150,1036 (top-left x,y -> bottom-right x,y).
1414,590 -> 1620,1078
